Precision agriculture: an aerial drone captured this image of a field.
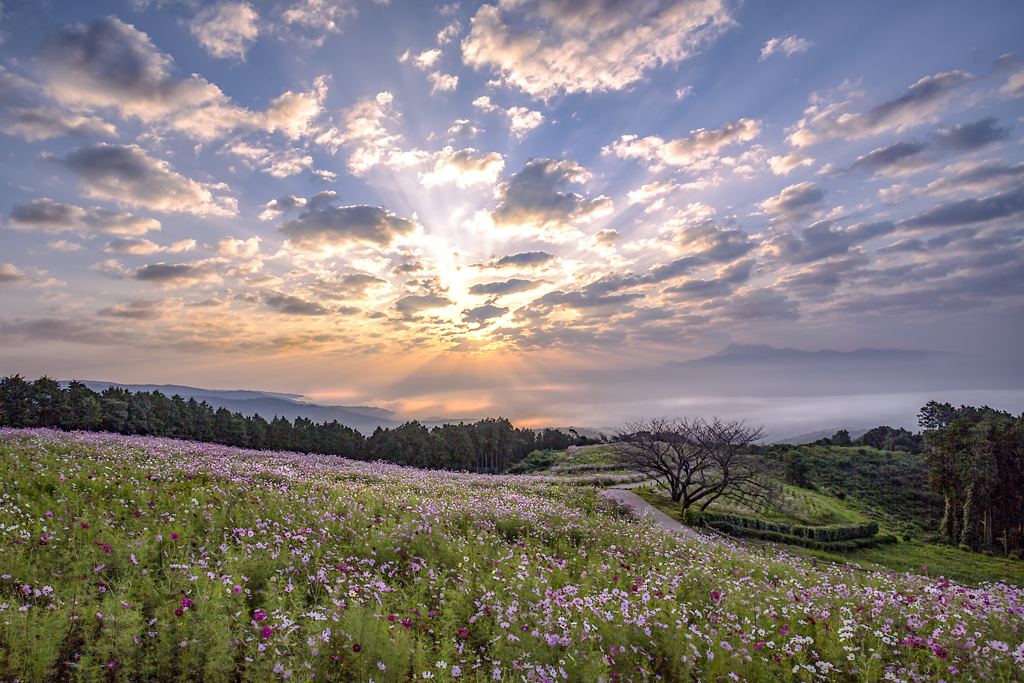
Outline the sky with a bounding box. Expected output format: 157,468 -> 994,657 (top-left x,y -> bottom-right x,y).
0,0 -> 1022,433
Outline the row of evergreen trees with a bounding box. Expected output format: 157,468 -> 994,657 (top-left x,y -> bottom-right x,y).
0,375 -> 598,473
919,401 -> 1024,553
807,426 -> 925,453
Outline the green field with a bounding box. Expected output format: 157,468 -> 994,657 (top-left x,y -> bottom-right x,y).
2,428 -> 1023,681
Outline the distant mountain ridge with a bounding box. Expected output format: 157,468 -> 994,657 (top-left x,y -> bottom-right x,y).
668,343 -> 958,367
771,427 -> 871,445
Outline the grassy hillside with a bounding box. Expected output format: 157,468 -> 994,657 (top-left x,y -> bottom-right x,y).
546,442 -> 1016,585
760,445 -> 944,539
2,428 -> 1023,682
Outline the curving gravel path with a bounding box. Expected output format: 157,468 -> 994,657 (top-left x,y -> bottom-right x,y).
604,479 -> 700,540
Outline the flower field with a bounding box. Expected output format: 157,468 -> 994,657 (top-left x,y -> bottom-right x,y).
1,428 -> 1023,682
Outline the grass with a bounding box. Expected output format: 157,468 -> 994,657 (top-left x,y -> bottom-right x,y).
635,488 -> 1024,587
762,445 -> 942,539
2,428 -> 1024,682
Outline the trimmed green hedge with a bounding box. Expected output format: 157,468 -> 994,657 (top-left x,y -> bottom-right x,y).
682,508 -> 893,551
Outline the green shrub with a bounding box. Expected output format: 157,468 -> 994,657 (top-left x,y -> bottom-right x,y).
685,508 -> 886,552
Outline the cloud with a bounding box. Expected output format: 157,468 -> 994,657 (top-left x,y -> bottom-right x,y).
438,20 -> 462,44
401,48 -> 442,69
627,180 -> 677,204
311,169 -> 338,183
472,251 -> 559,270
447,119 -> 480,139
395,293 -> 454,315
37,17 -> 229,124
489,158 -> 612,238
308,273 -> 388,300
900,185 -> 1024,229
661,258 -> 753,301
591,229 -> 620,250
391,262 -> 425,276
47,240 -> 84,252
280,199 -> 418,252
759,181 -> 824,224
91,258 -> 226,287
214,236 -> 260,259
473,96 -> 544,138
8,198 -> 161,235
1000,66 -> 1024,97
775,254 -> 866,294
97,299 -> 166,320
506,106 -> 544,138
877,228 -> 977,255
2,107 -> 117,141
104,237 -> 195,255
759,35 -> 812,61
720,288 -> 799,321
281,0 -> 356,37
525,281 -> 645,317
0,317 -> 126,345
608,118 -> 761,170
768,152 -> 814,176
259,195 -> 307,221
672,219 -> 755,263
131,259 -> 225,287
264,292 -> 331,316
847,140 -> 931,177
462,303 -> 509,324
420,147 -> 504,188
36,17 -> 325,141
0,263 -> 28,285
428,72 -> 458,93
0,66 -> 36,107
316,92 -> 428,174
467,278 -> 543,296
461,0 -> 735,99
190,2 -> 259,60
843,119 -> 1010,178
933,118 -> 1012,152
878,182 -> 912,205
920,160 -> 1024,196
261,149 -> 314,178
763,219 -> 896,264
46,144 -> 237,215
788,71 -> 976,147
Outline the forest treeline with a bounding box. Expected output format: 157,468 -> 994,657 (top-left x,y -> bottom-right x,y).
918,400 -> 1024,553
0,376 -> 599,473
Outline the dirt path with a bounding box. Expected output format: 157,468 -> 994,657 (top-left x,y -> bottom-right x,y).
604,480 -> 700,540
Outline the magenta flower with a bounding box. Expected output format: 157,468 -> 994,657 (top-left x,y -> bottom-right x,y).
254,610 -> 267,622
170,533 -> 179,540
261,625 -> 273,638
233,584 -> 243,594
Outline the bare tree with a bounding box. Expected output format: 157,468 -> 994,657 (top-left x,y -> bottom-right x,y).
694,417 -> 776,511
615,416 -> 775,511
